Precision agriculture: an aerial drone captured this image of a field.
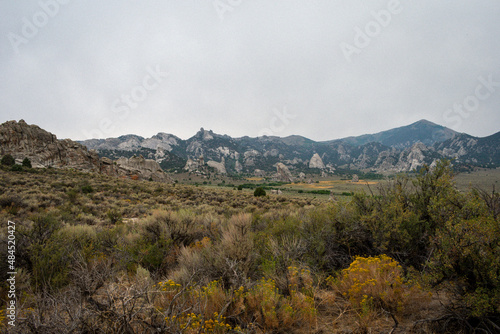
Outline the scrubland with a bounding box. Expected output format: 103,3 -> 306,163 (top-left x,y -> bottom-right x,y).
0,161 -> 499,333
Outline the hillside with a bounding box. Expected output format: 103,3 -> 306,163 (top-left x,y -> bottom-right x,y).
332,119 -> 458,148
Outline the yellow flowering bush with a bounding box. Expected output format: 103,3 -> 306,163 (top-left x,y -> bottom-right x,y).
245,278 -> 285,328
242,274 -> 318,331
189,280 -> 227,318
335,255 -> 429,316
159,279 -> 232,333
164,312 -> 232,333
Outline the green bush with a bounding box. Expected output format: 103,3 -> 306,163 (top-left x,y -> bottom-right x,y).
430,193 -> 500,319
22,157 -> 32,168
106,208 -> 122,224
11,164 -> 23,172
81,184 -> 94,194
1,154 -> 15,166
254,187 -> 266,197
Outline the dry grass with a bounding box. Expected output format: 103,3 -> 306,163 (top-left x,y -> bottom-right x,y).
289,179 -> 379,190
1,166 -> 495,333
244,177 -> 264,181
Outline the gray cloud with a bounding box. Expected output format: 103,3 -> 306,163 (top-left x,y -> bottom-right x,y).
1,0 -> 499,141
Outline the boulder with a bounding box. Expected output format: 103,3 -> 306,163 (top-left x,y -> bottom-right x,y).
274,162 -> 293,182
309,153 -> 325,169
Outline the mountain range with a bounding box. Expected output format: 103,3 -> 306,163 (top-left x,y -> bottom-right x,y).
77,119 -> 500,175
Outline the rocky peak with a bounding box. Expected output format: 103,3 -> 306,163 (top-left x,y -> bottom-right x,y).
195,127 -> 214,141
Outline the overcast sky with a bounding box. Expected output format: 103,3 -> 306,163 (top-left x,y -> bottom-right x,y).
1,1 -> 499,141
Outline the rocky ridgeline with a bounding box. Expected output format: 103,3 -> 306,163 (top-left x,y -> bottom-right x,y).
79,120 -> 496,175
6,120 -> 498,177
0,120 -> 172,182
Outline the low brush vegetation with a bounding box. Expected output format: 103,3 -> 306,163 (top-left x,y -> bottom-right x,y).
0,160 -> 499,333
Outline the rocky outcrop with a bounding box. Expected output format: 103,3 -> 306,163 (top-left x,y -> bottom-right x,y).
207,158 -> 227,174
82,133 -> 181,152
254,169 -> 266,177
142,133 -> 179,151
235,160 -> 243,173
243,150 -> 260,167
0,120 -> 174,182
184,158 -> 199,172
309,153 -> 325,169
116,156 -> 172,182
274,162 -> 293,182
0,120 -> 113,173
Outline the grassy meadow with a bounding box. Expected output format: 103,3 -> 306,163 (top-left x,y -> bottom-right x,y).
0,162 -> 499,333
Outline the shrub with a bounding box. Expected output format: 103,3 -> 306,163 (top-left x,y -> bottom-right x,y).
1,154 -> 15,166
22,157 -> 32,168
81,184 -> 94,194
334,255 -> 429,317
287,265 -> 317,326
106,208 -> 122,224
244,278 -> 294,329
157,279 -> 233,333
430,214 -> 500,319
66,188 -> 79,204
11,164 -> 23,172
0,194 -> 26,214
254,187 -> 266,197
